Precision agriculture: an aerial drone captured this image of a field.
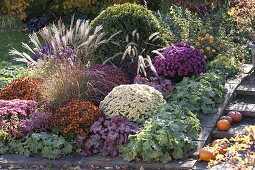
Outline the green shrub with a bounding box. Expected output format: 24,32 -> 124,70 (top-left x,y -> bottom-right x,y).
91,3 -> 167,63
157,5 -> 203,43
120,104 -> 200,162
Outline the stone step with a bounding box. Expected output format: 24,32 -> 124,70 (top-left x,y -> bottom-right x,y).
225,97 -> 255,117
212,118 -> 255,139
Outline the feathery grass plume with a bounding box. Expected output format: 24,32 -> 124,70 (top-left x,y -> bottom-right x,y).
9,16 -> 117,66
39,60 -> 90,110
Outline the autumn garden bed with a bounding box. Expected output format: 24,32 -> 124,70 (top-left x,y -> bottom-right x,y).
1,0 -> 255,169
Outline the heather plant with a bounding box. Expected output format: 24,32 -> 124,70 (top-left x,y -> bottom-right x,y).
120,104 -> 200,162
81,116 -> 140,156
51,99 -> 103,138
154,43 -> 207,79
0,77 -> 43,102
8,132 -> 73,159
85,64 -> 130,105
91,3 -> 167,62
99,84 -> 165,123
0,99 -> 51,138
10,16 -> 114,66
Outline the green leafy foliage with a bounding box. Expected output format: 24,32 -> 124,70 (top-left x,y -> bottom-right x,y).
91,3 -> 167,63
202,4 -> 235,38
120,104 -> 200,162
0,62 -> 30,87
0,140 -> 8,154
8,132 -> 73,159
208,55 -> 240,78
165,72 -> 225,115
157,5 -> 203,42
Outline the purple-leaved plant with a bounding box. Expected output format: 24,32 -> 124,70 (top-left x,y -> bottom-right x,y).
85,64 -> 130,105
80,116 -> 139,156
154,43 -> 206,79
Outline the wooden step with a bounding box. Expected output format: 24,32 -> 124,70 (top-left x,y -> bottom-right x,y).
225,98 -> 255,117
242,64 -> 253,74
236,84 -> 255,96
212,118 -> 255,139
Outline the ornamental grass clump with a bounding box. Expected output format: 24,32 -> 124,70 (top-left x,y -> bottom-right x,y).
0,99 -> 51,138
0,77 -> 43,101
51,99 -> 103,138
85,64 -> 130,105
39,61 -> 89,110
10,16 -> 112,66
154,43 -> 206,79
99,84 -> 165,123
120,104 -> 201,163
81,116 -> 140,157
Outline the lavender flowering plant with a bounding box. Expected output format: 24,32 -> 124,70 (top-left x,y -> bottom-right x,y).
0,99 -> 52,138
154,43 -> 206,79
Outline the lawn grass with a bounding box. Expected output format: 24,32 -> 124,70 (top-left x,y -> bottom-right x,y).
0,31 -> 30,87
0,31 -> 29,64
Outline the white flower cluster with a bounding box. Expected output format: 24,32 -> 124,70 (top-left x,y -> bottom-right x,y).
99,84 -> 165,122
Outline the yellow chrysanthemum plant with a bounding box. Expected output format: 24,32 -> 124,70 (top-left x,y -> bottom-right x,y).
194,33 -> 223,61
99,84 -> 166,123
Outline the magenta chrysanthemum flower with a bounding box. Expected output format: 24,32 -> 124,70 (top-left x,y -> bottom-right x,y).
154,43 -> 206,78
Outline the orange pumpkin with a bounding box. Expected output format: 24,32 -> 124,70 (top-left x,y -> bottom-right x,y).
217,120 -> 230,131
211,139 -> 228,154
199,147 -> 216,161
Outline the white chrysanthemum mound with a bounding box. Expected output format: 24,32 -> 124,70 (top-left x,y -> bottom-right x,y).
99,84 -> 165,122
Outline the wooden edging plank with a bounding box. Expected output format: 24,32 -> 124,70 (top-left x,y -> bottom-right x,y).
0,154 -> 197,170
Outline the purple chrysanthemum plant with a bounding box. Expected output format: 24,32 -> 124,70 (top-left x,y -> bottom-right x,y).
154,43 -> 207,79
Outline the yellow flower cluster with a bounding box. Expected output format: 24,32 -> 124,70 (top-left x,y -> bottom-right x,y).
195,33 -> 221,61
5,0 -> 30,20
99,84 -> 165,122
